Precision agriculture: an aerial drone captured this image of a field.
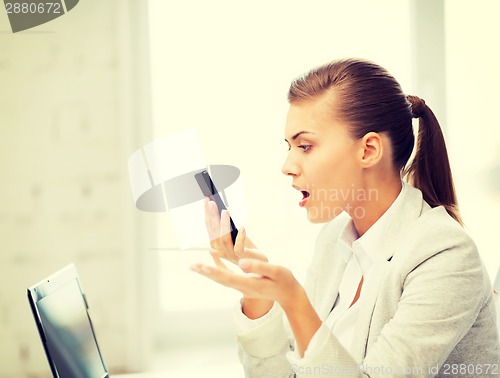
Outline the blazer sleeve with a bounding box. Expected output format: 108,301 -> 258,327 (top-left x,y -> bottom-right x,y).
234,302 -> 295,378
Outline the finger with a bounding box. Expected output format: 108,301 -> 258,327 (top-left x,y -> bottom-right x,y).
208,200 -> 222,245
220,210 -> 238,261
204,197 -> 217,242
234,227 -> 246,257
210,250 -> 227,270
190,263 -> 232,285
219,209 -> 232,239
209,247 -> 224,259
190,263 -> 272,294
239,259 -> 286,280
190,263 -> 209,274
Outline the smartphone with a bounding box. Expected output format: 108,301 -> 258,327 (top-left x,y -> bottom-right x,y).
195,170 -> 238,244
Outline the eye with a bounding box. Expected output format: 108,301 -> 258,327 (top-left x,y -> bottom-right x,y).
298,145 -> 312,152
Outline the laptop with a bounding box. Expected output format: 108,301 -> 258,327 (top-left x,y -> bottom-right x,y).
27,264 -> 109,378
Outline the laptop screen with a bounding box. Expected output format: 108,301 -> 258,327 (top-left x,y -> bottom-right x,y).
28,264 -> 108,378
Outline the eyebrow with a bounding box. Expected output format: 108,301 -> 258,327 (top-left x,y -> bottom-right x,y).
284,131 -> 316,143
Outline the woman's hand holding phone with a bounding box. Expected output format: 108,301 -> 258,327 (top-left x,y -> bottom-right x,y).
193,197 -> 274,319
192,197 -> 321,355
204,197 -> 264,264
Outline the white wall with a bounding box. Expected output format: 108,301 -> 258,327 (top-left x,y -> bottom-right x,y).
0,1 -> 149,376
445,0 -> 500,281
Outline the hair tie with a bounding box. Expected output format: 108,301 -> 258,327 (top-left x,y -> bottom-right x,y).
407,95 -> 426,118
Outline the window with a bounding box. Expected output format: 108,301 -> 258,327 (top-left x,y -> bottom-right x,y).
146,0 -> 414,371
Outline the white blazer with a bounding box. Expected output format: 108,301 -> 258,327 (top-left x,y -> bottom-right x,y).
234,182 -> 500,377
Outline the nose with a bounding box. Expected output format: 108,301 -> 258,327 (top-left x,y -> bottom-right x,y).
281,152 -> 299,177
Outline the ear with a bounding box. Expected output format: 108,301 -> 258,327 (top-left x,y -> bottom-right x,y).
358,132 -> 383,168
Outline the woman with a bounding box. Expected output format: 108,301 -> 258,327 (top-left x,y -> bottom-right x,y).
191,58 -> 499,377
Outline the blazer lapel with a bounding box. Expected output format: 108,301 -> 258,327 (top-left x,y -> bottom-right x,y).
317,255 -> 348,320
350,259 -> 391,361
311,213 -> 352,321
349,182 -> 425,361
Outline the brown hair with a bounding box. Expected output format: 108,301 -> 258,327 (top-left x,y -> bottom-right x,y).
288,58 -> 462,224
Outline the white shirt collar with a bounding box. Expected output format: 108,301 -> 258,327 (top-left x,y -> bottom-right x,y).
337,181 -> 406,267
338,219 -> 359,263
354,181 -> 405,263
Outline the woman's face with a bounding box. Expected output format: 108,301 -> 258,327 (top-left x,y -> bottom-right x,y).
282,95 -> 363,223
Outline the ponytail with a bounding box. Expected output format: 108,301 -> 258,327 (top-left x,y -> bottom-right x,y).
404,95 -> 462,224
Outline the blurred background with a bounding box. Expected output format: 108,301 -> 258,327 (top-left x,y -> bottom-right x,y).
0,0 -> 499,377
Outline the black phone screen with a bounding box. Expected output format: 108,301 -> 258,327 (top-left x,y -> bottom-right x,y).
195,170 -> 238,244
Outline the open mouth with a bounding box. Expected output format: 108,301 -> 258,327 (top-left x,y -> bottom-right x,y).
299,190 -> 310,207
293,185 -> 310,207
